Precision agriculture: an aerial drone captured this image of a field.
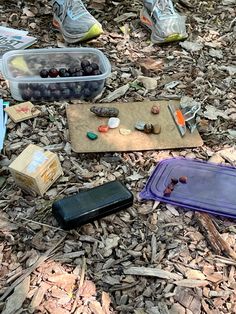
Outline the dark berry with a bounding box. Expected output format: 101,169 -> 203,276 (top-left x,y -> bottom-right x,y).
66,82 -> 77,90
179,176 -> 188,184
83,88 -> 91,98
68,67 -> 76,75
52,90 -> 61,100
33,90 -> 42,100
81,60 -> 90,69
58,68 -> 68,77
29,83 -> 39,90
171,178 -> 178,185
58,83 -> 67,90
73,88 -> 81,98
75,70 -> 84,76
61,72 -> 70,77
163,188 -> 172,197
40,69 -> 49,78
48,83 -> 58,91
90,62 -> 99,71
88,81 -> 99,91
92,69 -> 102,76
21,89 -> 32,101
18,83 -> 29,90
48,68 -> 59,78
38,84 -> 47,92
61,88 -> 71,99
42,90 -> 52,100
84,66 -> 93,75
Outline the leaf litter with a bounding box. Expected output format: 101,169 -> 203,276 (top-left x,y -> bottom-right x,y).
0,0 -> 236,313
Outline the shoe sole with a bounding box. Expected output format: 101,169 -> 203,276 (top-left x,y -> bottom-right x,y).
52,16 -> 103,43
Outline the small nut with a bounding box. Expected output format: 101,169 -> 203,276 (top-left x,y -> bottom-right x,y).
163,188 -> 172,196
167,183 -> 175,191
171,178 -> 178,185
179,176 -> 188,183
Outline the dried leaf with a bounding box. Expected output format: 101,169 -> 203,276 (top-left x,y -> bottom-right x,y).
139,57 -> 164,74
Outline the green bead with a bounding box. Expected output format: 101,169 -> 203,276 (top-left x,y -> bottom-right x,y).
87,132 -> 98,140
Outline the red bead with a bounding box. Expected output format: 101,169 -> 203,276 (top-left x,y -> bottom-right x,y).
98,125 -> 109,133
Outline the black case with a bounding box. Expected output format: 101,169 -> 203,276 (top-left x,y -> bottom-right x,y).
52,180 -> 133,230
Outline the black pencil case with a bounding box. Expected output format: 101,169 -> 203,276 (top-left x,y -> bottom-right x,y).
52,180 -> 133,230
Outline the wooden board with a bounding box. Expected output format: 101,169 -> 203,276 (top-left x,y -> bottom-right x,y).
66,101 -> 203,153
4,101 -> 40,123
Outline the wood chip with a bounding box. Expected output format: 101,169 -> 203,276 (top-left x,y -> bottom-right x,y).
174,279 -> 209,287
124,267 -> 182,280
196,212 -> 236,260
2,276 -> 30,314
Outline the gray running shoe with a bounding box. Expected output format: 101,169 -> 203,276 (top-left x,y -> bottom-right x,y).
141,0 -> 187,43
53,0 -> 103,43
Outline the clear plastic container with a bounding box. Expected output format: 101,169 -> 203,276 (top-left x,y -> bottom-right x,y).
2,48 -> 111,102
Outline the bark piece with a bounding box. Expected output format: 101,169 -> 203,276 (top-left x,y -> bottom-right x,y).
195,212 -> 236,260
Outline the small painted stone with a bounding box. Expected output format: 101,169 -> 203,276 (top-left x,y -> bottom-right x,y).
144,123 -> 154,134
135,121 -> 146,131
119,128 -> 131,135
151,105 -> 160,114
153,124 -> 161,134
108,117 -> 120,129
90,106 -> 119,117
98,125 -> 109,133
87,132 -> 98,140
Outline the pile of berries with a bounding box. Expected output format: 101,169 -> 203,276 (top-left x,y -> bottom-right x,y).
18,60 -> 103,101
163,176 -> 188,197
39,60 -> 101,78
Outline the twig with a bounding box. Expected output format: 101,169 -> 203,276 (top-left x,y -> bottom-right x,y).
71,256 -> 87,313
0,235 -> 67,301
195,212 -> 236,260
17,216 -> 66,232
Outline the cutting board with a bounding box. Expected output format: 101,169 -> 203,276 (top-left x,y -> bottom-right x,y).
66,101 -> 203,153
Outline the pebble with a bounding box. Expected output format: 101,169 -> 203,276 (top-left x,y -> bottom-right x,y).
135,121 -> 146,131
151,105 -> 160,114
98,125 -> 109,133
108,117 -> 120,129
144,123 -> 154,134
87,132 -> 98,140
119,128 -> 131,135
153,124 -> 161,134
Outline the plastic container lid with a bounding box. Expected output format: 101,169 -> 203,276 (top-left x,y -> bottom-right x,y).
2,47 -> 111,83
140,158 -> 236,219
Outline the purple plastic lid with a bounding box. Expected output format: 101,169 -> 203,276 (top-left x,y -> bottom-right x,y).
140,158 -> 236,219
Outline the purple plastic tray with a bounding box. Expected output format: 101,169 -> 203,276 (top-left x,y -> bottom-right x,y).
140,158 -> 236,219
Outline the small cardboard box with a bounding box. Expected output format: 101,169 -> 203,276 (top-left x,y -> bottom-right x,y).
9,144 -> 63,196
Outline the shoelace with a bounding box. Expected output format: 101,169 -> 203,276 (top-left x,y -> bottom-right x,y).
151,0 -> 175,17
64,0 -> 86,19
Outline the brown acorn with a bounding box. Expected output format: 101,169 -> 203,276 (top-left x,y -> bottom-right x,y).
179,176 -> 188,183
